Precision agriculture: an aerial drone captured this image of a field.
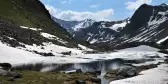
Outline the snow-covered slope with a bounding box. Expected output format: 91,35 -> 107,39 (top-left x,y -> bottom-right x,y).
0,37 -> 166,66
73,18 -> 130,44
0,41 -> 93,65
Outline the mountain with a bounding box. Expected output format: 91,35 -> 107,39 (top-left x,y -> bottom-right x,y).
53,16 -> 129,43
52,17 -> 95,34
73,18 -> 129,44
0,0 -> 96,57
53,3 -> 168,50
96,3 -> 168,50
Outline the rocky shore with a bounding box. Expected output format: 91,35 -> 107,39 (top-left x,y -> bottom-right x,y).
105,56 -> 168,82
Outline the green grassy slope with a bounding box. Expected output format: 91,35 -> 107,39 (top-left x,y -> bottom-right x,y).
0,0 -> 99,49
0,0 -> 71,40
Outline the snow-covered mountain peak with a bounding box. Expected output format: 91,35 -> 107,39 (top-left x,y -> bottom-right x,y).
52,17 -> 96,32
73,19 -> 96,31
160,3 -> 168,7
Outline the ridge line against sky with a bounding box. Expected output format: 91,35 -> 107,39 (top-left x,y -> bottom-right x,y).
40,0 -> 167,21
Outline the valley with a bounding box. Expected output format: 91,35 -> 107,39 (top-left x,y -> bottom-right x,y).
0,0 -> 168,84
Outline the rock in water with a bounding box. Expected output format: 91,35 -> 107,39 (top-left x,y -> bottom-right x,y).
117,65 -> 137,77
76,80 -> 86,84
76,69 -> 82,73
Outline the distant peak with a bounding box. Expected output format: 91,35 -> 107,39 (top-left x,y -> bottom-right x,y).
80,19 -> 96,23
83,19 -> 95,21
160,3 -> 168,7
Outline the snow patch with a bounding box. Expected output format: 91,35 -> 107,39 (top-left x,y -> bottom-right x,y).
40,33 -> 56,39
73,19 -> 95,31
78,44 -> 93,51
40,32 -> 68,44
99,21 -> 127,32
20,26 -> 42,31
109,21 -> 127,31
90,39 -> 98,44
148,10 -> 168,26
157,36 -> 168,44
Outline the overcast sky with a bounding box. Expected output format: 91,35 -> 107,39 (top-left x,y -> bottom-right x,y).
40,0 -> 167,21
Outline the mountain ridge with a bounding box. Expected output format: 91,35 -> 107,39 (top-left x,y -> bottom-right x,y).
53,3 -> 168,49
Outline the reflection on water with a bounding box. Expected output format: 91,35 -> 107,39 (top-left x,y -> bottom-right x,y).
14,59 -> 125,84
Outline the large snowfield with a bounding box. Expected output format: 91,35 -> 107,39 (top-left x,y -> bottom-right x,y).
0,41 -> 166,65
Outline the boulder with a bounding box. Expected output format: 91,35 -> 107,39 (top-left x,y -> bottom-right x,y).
76,69 -> 82,73
136,64 -> 157,71
164,59 -> 168,63
76,80 -> 86,84
0,69 -> 8,76
104,69 -> 118,78
8,77 -> 14,81
125,59 -> 145,64
7,72 -> 22,78
116,65 -> 137,77
90,77 -> 101,84
0,69 -> 22,78
164,56 -> 168,58
147,56 -> 161,58
61,51 -> 72,55
87,70 -> 101,75
114,75 -> 125,80
0,63 -> 12,71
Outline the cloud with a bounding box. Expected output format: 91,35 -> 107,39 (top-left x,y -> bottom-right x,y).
45,5 -> 114,21
125,0 -> 152,11
60,0 -> 74,4
90,4 -> 100,8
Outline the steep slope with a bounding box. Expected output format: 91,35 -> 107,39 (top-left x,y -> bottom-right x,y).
0,0 -> 97,58
52,16 -> 78,33
97,3 -> 168,50
0,0 -> 69,37
0,0 -> 90,48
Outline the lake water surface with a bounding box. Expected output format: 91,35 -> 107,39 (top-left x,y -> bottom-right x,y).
13,59 -> 144,84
